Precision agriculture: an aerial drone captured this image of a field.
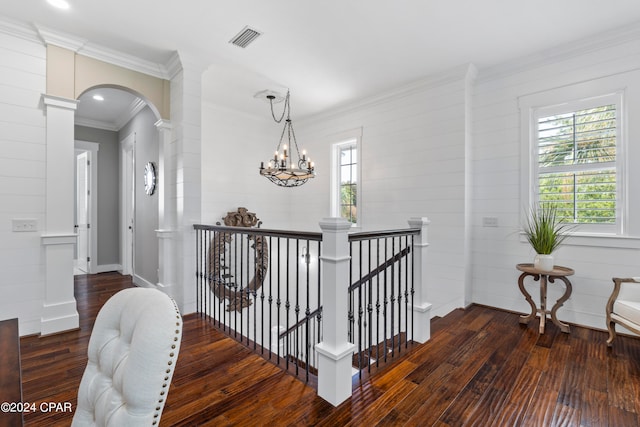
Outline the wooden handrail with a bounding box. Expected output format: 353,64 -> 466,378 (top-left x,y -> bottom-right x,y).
348,246 -> 411,292
279,307 -> 323,339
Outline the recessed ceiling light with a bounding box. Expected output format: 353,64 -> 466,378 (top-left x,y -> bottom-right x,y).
47,0 -> 70,10
92,94 -> 104,101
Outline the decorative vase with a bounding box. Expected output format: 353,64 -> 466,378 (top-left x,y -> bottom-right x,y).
534,254 -> 554,272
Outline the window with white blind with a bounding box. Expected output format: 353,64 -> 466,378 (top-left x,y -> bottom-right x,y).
538,103 -> 617,224
521,91 -> 624,235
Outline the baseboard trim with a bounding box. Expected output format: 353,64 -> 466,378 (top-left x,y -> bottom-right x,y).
96,264 -> 122,273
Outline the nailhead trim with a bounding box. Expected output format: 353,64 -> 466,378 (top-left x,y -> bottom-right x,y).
152,295 -> 182,426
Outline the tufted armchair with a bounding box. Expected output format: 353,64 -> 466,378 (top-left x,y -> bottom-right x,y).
72,288 -> 182,426
606,277 -> 640,346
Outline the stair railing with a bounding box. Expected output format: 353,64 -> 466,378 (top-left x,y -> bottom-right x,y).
194,216 -> 432,407
348,229 -> 418,378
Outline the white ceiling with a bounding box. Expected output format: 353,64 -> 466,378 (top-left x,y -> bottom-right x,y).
3,1 -> 640,121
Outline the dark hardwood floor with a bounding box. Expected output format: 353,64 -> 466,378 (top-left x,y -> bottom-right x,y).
17,272 -> 640,426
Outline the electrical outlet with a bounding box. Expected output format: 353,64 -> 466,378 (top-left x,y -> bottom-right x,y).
12,219 -> 38,232
482,217 -> 498,227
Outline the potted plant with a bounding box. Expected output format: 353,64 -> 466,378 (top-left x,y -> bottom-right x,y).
523,203 -> 572,272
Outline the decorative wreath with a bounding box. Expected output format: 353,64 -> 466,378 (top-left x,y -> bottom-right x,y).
209,207 -> 269,312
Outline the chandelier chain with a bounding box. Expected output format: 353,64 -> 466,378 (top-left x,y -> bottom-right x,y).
259,89 -> 314,187
269,91 -> 290,124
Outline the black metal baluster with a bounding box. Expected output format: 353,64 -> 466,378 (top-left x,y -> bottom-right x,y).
268,235 -> 273,360
295,239 -> 300,375
411,235 -> 415,343
260,234 -> 265,355
383,237 -> 388,362
404,235 -> 409,348
234,231 -> 239,337
285,239 -> 291,370
305,238 -> 311,382
276,237 -> 281,365
252,232 -> 257,349
221,231 -> 226,332
358,240 -> 363,377
396,236 -> 402,354
195,228 -> 200,315
367,239 -> 373,373
375,238 -> 381,368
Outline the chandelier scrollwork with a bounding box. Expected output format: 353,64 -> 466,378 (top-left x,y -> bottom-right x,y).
259,90 -> 315,187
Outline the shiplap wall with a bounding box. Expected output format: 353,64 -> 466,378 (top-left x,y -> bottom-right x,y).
0,30 -> 47,334
287,65 -> 476,317
201,101 -> 293,229
472,30 -> 640,330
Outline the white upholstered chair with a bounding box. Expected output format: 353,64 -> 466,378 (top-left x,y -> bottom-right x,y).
606,277 -> 640,346
72,287 -> 182,427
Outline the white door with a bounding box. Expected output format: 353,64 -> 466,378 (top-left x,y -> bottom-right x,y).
76,151 -> 90,273
121,134 -> 135,276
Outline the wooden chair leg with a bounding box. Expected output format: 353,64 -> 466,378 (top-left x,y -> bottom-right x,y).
607,320 -> 616,347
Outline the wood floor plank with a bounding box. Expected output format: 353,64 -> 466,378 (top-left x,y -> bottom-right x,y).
520,341 -> 571,426
16,272 -> 640,427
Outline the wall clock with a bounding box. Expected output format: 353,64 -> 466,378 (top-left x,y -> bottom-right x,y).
144,161 -> 156,195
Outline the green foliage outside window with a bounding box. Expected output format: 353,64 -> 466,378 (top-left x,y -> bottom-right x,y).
340,182 -> 357,224
537,105 -> 616,224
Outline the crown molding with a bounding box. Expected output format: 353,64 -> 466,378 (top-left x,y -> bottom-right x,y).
75,97 -> 147,132
75,117 -> 119,132
166,51 -> 183,80
0,15 -> 40,43
36,25 -> 87,52
300,63 -> 476,124
31,23 -> 170,80
114,97 -> 147,130
478,21 -> 640,83
79,43 -> 170,80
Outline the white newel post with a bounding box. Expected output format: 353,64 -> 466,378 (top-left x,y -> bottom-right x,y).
40,95 -> 79,335
408,217 -> 432,343
316,218 -> 355,406
155,119 -> 176,298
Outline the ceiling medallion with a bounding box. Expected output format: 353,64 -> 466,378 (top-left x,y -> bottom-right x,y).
259,90 -> 315,187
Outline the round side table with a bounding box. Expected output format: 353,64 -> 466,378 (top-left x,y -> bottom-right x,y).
516,263 -> 574,334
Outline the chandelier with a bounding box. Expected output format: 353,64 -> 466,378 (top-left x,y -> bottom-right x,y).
259,90 -> 315,187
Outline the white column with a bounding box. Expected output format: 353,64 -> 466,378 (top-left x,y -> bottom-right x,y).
408,217 -> 432,343
155,119 -> 176,297
167,51 -> 204,314
315,218 -> 355,406
40,95 -> 79,335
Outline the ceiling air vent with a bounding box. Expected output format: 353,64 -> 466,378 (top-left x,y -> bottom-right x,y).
229,26 -> 262,48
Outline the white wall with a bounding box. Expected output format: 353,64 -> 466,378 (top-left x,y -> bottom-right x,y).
120,106 -> 160,286
0,29 -> 47,334
201,102 -> 292,229
74,125 -> 120,268
290,65 -> 476,317
471,28 -> 640,330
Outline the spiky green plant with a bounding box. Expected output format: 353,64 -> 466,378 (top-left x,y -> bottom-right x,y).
523,204 -> 573,254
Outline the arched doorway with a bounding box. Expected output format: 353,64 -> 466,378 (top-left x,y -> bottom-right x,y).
75,86 -> 163,288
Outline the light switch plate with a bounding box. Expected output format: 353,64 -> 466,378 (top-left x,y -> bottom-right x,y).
12,219 -> 38,232
482,217 -> 498,227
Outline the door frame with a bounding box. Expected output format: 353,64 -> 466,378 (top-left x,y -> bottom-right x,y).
120,133 -> 136,276
74,140 -> 99,274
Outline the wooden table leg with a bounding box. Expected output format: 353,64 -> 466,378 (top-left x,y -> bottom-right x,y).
550,276 -> 572,333
539,275 -> 548,334
518,272 -> 538,325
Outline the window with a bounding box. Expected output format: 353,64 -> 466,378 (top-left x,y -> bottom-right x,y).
331,129 -> 362,226
521,89 -> 624,235
537,103 -> 617,224
338,143 -> 358,223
